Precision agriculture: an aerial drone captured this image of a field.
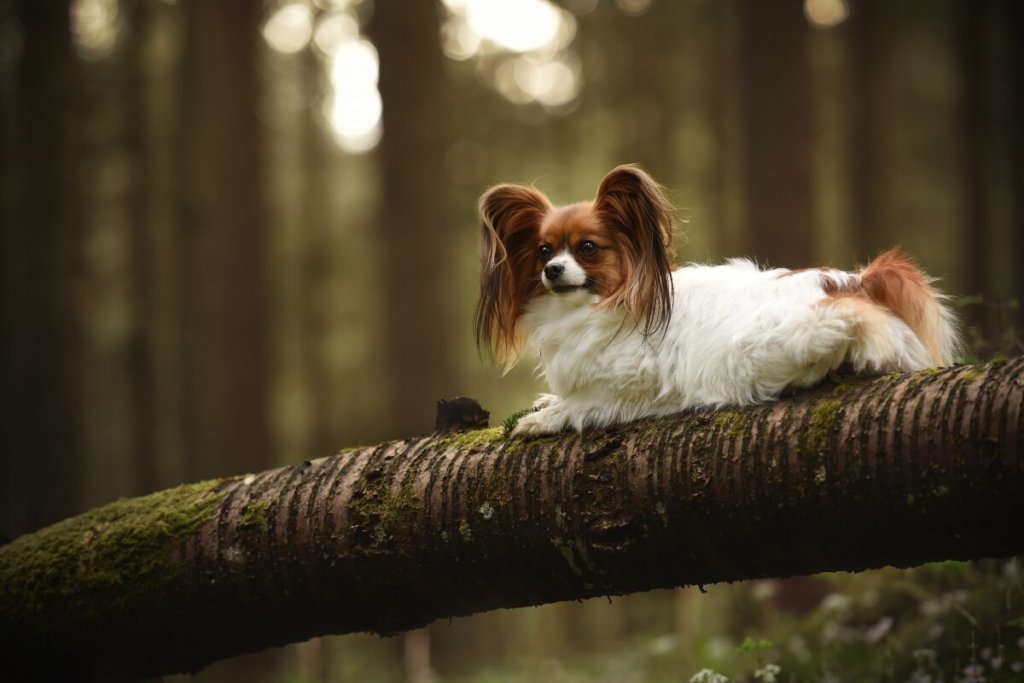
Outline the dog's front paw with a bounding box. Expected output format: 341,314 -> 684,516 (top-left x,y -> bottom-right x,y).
532,393 -> 560,410
510,404 -> 567,438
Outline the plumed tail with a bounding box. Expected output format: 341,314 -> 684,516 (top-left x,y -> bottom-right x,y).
858,248 -> 962,366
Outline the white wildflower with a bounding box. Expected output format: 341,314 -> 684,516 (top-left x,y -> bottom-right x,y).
754,663 -> 781,683
820,593 -> 852,613
960,662 -> 986,683
689,669 -> 730,683
751,581 -> 777,601
864,615 -> 894,644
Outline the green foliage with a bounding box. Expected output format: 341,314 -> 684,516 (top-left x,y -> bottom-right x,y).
294,559 -> 1024,683
502,407 -> 539,434
737,636 -> 772,655
679,559 -> 1024,683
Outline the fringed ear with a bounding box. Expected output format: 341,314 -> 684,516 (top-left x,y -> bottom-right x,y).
595,164 -> 675,336
475,183 -> 552,369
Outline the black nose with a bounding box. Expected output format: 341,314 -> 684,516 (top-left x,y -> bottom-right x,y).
544,263 -> 564,281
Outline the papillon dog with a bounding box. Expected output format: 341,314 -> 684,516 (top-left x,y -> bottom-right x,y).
476,165 -> 961,437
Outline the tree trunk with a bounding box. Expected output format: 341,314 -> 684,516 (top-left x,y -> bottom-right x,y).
847,0 -> 887,262
368,0 -> 458,436
738,0 -> 814,267
2,1 -> 83,535
2,359 -> 1023,681
178,0 -> 270,480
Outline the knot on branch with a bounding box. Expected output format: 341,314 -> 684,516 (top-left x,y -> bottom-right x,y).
434,396 -> 490,433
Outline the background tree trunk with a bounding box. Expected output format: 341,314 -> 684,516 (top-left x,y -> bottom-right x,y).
2,359 -> 1022,682
738,1 -> 814,267
369,0 -> 458,437
2,1 -> 82,534
178,0 -> 269,481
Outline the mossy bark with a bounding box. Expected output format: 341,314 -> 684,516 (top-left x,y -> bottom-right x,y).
2,360 -> 1023,681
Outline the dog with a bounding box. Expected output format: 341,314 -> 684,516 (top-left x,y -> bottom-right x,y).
476,165 -> 960,436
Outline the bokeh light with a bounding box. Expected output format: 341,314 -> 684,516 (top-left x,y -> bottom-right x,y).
440,19 -> 483,62
441,0 -> 581,112
804,0 -> 851,28
325,38 -> 382,153
312,11 -> 360,57
512,53 -> 582,108
262,2 -> 315,54
261,1 -> 381,153
465,0 -> 562,53
71,0 -> 122,60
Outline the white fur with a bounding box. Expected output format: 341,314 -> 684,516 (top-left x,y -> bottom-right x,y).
512,259 -> 942,436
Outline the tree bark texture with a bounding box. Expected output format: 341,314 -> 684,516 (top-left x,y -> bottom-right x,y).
2,360 -> 1022,681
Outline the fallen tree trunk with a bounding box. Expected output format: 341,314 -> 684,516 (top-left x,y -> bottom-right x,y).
2,359 -> 1022,681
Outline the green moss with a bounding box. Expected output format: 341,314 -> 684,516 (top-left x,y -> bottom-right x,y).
238,499 -> 271,531
712,410 -> 749,439
0,479 -> 229,622
434,426 -> 506,451
903,366 -> 947,390
500,435 -> 529,456
876,371 -> 906,384
829,374 -> 871,395
346,479 -> 422,552
429,426 -> 506,453
799,398 -> 843,459
959,367 -> 982,382
831,382 -> 856,395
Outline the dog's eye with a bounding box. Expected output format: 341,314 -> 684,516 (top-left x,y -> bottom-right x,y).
538,244 -> 553,260
577,240 -> 598,256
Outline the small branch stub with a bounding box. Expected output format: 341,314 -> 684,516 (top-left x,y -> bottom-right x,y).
434,396 -> 490,433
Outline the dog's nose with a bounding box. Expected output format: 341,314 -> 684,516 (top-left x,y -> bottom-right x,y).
544,263 -> 564,281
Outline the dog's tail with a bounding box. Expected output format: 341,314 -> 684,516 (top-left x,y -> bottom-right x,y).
857,248 -> 961,366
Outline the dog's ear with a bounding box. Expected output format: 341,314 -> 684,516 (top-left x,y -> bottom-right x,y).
475,184 -> 551,368
595,165 -> 675,335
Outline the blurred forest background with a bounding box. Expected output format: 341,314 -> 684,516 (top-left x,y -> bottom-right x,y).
1,0 -> 1022,681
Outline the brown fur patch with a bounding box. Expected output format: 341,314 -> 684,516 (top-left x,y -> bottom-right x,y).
538,202 -> 625,299
820,247 -> 948,365
858,248 -> 932,331
593,165 -> 675,337
475,184 -> 552,366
